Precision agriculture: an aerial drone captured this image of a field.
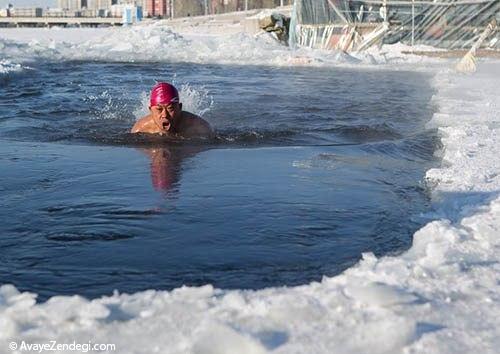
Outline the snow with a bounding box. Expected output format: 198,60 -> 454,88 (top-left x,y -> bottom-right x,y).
0,24 -> 291,65
0,24 -> 445,70
1,20 -> 499,354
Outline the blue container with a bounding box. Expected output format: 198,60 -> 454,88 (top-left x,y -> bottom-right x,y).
135,6 -> 143,22
122,8 -> 132,25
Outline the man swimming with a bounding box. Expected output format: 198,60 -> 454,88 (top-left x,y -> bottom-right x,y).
131,82 -> 212,137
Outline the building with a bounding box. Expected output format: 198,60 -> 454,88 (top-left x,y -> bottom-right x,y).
115,0 -> 149,16
48,0 -> 287,18
10,7 -> 43,17
173,0 -> 203,17
145,0 -> 172,17
86,0 -> 113,10
57,0 -> 85,11
122,5 -> 143,24
138,0 -> 149,16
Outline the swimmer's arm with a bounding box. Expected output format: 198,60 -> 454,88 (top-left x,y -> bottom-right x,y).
131,116 -> 150,133
183,113 -> 214,138
130,122 -> 141,133
192,118 -> 213,137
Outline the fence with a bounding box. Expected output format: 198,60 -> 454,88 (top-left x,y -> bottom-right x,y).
290,0 -> 500,50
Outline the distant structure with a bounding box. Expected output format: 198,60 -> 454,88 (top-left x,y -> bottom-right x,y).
0,0 -> 290,20
86,0 -> 113,10
110,0 -> 148,17
290,0 -> 500,51
144,0 -> 168,18
57,0 -> 86,11
122,3 -> 143,24
9,7 -> 43,17
145,0 -> 288,18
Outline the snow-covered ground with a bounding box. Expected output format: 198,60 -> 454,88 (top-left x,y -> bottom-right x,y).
0,22 -> 499,354
0,24 -> 445,68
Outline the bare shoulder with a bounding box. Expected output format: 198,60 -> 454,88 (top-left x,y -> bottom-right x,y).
131,115 -> 153,133
180,111 -> 213,137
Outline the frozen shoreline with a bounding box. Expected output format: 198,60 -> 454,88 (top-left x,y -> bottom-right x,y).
1,24 -> 499,354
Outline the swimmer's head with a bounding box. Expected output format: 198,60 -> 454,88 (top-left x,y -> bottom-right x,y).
149,82 -> 182,133
150,82 -> 179,107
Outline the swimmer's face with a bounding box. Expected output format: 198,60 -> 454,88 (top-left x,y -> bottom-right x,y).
150,102 -> 182,133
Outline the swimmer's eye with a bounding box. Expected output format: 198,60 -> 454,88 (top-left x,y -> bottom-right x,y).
153,105 -> 174,114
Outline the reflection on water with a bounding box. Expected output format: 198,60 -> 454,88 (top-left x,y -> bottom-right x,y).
141,145 -> 208,193
149,148 -> 178,192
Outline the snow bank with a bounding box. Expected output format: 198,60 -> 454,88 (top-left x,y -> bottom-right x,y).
1,24 -> 499,353
426,64 -> 500,218
356,42 -> 448,67
0,25 -> 435,68
0,24 -> 301,66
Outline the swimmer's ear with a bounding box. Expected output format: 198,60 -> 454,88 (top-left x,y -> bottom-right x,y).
148,106 -> 152,112
179,103 -> 183,111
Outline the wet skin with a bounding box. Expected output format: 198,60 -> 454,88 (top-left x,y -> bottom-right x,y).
131,102 -> 212,138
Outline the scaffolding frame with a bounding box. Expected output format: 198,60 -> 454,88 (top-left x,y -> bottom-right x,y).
290,0 -> 500,51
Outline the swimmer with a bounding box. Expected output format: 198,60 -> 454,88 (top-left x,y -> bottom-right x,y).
131,82 -> 212,137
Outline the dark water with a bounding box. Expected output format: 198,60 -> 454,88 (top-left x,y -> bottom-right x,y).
0,61 -> 439,301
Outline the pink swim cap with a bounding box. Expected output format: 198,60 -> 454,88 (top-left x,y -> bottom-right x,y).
150,82 -> 179,107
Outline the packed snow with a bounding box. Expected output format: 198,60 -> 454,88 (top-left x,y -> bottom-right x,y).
0,20 -> 499,354
0,23 -> 445,71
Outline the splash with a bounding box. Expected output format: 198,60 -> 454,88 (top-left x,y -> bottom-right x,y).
133,90 -> 150,119
133,82 -> 213,120
84,90 -> 135,121
0,59 -> 24,76
177,83 -> 213,117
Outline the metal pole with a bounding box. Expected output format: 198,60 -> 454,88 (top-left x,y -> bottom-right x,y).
245,0 -> 248,11
382,0 -> 387,23
280,0 -> 284,6
412,0 -> 415,46
204,0 -> 208,15
171,0 -> 174,19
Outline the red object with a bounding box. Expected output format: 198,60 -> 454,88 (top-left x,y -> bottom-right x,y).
146,0 -> 168,17
150,82 -> 179,107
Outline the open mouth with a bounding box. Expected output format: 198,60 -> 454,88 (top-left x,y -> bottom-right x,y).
162,121 -> 171,131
